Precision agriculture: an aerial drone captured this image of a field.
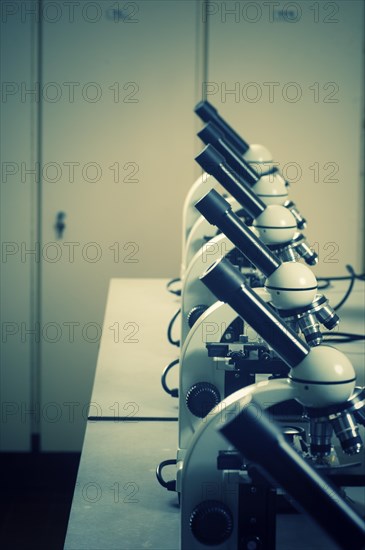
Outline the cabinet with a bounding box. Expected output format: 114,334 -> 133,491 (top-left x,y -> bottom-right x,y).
1,0 -> 200,451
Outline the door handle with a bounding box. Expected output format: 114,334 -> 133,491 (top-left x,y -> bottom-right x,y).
55,211 -> 66,239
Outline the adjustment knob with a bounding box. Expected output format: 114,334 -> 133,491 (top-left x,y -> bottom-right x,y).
190,500 -> 233,545
186,383 -> 221,418
187,305 -> 208,328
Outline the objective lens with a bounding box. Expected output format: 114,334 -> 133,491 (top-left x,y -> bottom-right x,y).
296,241 -> 318,266
329,411 -> 363,455
298,313 -> 322,347
347,387 -> 365,427
276,246 -> 297,263
316,304 -> 340,330
309,417 -> 333,456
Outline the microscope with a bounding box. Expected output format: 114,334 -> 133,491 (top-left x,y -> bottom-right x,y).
191,100 -> 306,227
180,145 -> 318,347
197,120 -> 306,228
194,99 -> 275,169
180,257 -> 365,550
182,100 -> 307,277
195,188 -> 338,346
195,145 -> 314,266
183,147 -> 295,276
182,144 -> 302,277
177,187 -> 338,462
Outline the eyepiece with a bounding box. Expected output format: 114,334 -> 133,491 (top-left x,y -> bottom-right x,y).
195,188 -> 231,225
195,143 -> 226,174
198,121 -> 225,146
315,303 -> 340,330
198,122 -> 259,187
194,100 -> 250,154
295,239 -> 319,266
195,145 -> 265,218
194,100 -> 218,121
195,189 -> 281,278
200,257 -> 310,367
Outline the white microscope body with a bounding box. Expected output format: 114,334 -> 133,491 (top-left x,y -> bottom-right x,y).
180,165 -> 315,348
183,194 -> 241,274
179,258 -> 362,550
160,101 -> 364,549
177,265 -> 319,487
181,161 -> 290,278
183,101 -> 296,278
176,191 -> 340,495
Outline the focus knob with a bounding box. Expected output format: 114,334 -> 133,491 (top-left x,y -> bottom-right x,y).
187,305 -> 208,328
190,500 -> 233,545
186,383 -> 221,418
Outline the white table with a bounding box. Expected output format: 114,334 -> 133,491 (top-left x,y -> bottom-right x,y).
64,421 -> 180,550
65,278 -> 365,550
89,278 -> 180,419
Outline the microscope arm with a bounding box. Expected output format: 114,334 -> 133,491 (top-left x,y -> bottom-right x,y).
182,172 -> 215,251
220,404 -> 365,550
183,196 -> 241,275
182,161 -> 257,261
178,295 -> 271,450
180,233 -> 236,345
182,154 -> 258,264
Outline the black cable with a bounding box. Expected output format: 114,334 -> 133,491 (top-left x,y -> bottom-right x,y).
156,459 -> 177,491
167,308 -> 181,347
317,268 -> 365,283
322,331 -> 365,344
332,265 -> 356,311
317,280 -> 331,291
161,359 -> 179,398
317,265 -> 364,311
166,277 -> 181,296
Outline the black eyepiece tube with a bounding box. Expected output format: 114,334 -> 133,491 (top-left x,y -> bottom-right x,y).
198,122 -> 259,187
195,145 -> 265,219
200,257 -> 309,367
220,406 -> 365,550
195,189 -> 280,278
194,100 -> 250,155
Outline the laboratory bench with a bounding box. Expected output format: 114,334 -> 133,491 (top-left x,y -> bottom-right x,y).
64,278 -> 365,550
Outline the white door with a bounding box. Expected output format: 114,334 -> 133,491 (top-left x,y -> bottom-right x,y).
40,0 -> 200,450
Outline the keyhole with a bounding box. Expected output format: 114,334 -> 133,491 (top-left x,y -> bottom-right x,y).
55,212 -> 66,239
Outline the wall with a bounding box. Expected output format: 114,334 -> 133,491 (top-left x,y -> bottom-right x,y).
205,0 -> 365,277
